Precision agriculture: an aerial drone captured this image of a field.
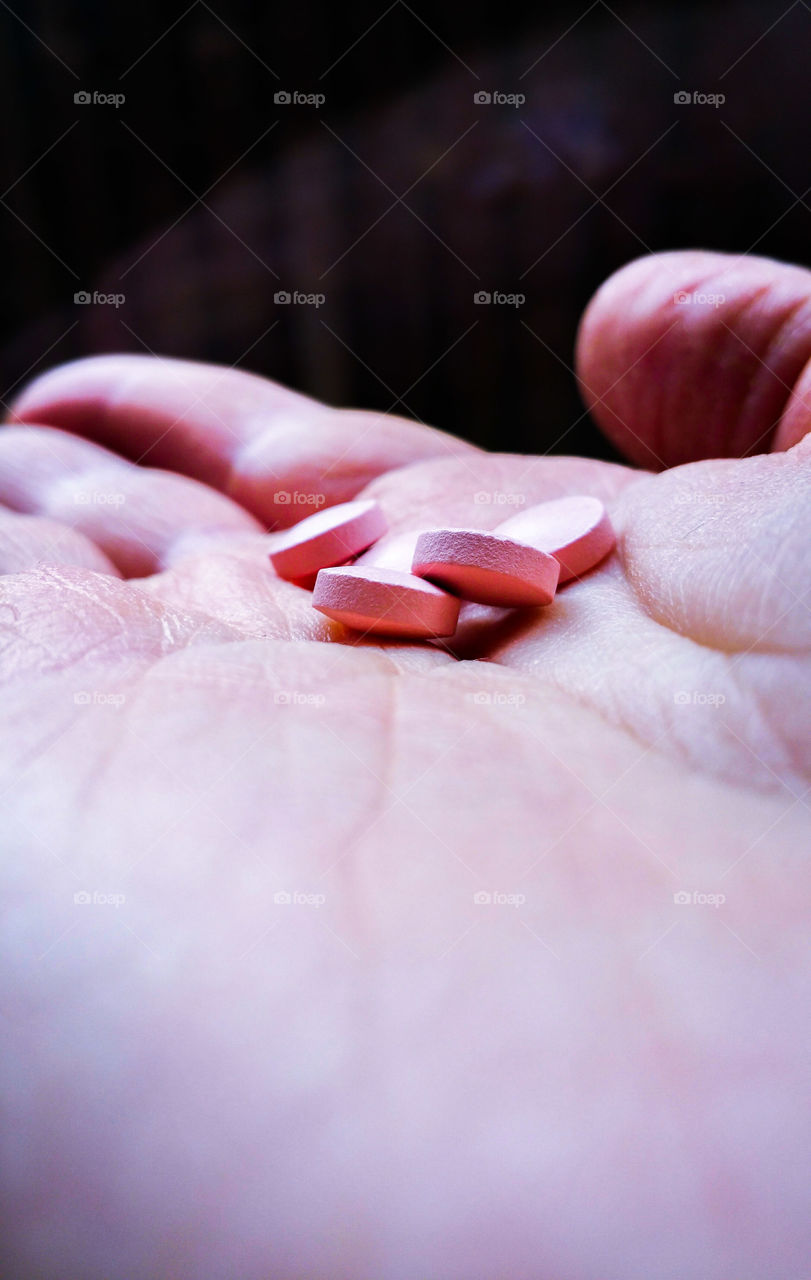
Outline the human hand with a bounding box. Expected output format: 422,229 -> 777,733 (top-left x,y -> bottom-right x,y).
2,249 -> 809,1279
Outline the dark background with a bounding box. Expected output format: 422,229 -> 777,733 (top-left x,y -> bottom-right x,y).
0,0 -> 808,458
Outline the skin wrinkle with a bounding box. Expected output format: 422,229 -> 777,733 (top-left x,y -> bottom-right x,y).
0,645 -> 146,778
527,661 -> 687,776
67,690 -> 139,828
0,580 -> 133,675
579,258 -> 723,467
777,360 -> 811,452
728,287 -> 811,456
664,278 -> 762,461
613,452 -> 811,657
0,624 -> 53,679
617,530 -> 792,659
434,645 -> 673,771
329,687 -> 401,943
135,558 -> 295,643
730,653 -> 811,793
44,571 -> 149,651
0,571 -> 240,682
118,642 -> 416,907
7,707 -> 91,779
487,570 -> 804,794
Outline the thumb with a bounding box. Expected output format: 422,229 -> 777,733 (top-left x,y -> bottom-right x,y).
575,250 -> 811,468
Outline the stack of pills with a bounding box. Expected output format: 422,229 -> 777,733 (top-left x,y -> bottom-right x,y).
269,494 -> 615,640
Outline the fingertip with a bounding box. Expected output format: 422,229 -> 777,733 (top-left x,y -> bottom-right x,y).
576,250 -> 811,468
9,354 -> 150,433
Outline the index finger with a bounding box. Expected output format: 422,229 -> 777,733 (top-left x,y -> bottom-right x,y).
8,354 -> 479,527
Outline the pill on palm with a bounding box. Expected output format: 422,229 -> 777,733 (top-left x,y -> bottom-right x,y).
497,495 -> 614,583
269,499 -> 386,582
411,528 -> 559,607
312,565 -> 460,637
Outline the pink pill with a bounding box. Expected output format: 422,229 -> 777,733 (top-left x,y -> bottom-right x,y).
412,528 -> 559,607
312,566 -> 460,638
269,499 -> 387,583
498,495 -> 615,583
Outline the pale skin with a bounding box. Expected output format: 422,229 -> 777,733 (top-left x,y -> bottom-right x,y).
1,249 -> 809,1278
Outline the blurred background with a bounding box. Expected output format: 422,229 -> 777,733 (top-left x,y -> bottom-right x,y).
0,0 -> 808,458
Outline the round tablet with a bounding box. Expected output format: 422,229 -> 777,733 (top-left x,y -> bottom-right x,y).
269,500 -> 387,582
312,566 -> 460,638
412,528 -> 559,607
498,495 -> 615,583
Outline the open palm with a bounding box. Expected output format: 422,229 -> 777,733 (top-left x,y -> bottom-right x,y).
2,250 -> 809,1280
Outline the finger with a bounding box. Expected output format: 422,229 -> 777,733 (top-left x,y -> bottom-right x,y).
0,424 -> 261,577
576,250 -> 811,468
0,510 -> 119,576
8,354 -> 479,527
